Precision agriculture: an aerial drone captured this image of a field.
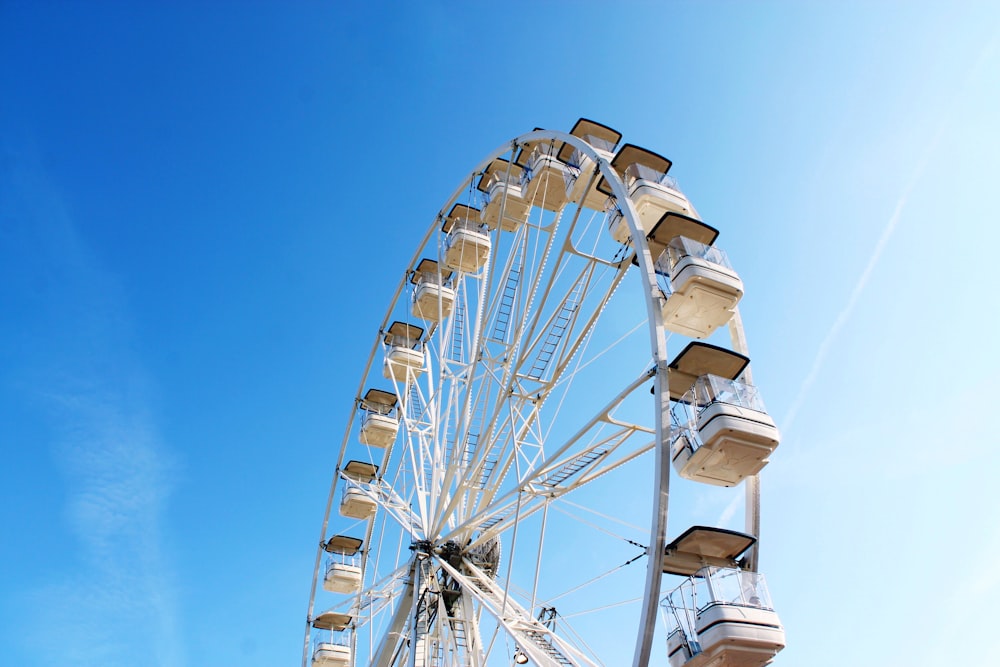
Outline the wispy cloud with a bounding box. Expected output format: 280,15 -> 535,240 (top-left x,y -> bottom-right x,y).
716,491 -> 742,529
3,148 -> 183,666
780,31 -> 999,435
31,387 -> 182,667
780,190 -> 910,434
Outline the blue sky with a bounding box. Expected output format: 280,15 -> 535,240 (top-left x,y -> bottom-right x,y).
2,2 -> 999,665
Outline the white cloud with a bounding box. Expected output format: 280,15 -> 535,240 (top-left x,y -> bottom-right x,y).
3,150 -> 184,666
781,33 -> 998,437
38,387 -> 184,667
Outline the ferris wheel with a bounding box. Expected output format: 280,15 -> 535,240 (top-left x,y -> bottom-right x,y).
303,120 -> 786,667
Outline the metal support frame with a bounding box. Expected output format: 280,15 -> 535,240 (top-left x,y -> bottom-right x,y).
303,128 -> 760,667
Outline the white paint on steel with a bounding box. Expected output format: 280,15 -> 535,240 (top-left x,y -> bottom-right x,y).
301,127 -> 751,666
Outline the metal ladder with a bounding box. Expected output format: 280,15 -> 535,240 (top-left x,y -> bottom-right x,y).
450,297 -> 466,363
407,381 -> 425,422
527,279 -> 584,380
457,406 -> 483,474
411,565 -> 433,667
492,257 -> 522,342
465,569 -> 575,666
539,446 -> 610,488
449,618 -> 468,653
476,501 -> 518,532
520,628 -> 574,666
474,419 -> 509,489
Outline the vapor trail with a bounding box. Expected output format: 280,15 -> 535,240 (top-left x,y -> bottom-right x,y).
781,33 -> 997,434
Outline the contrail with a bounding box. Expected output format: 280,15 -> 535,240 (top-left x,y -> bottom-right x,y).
781,191 -> 909,434
781,33 -> 997,435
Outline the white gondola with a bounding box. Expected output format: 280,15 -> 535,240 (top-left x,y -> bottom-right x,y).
340,487 -> 376,519
360,411 -> 397,447
443,203 -> 491,273
323,561 -> 361,594
312,642 -> 350,667
648,212 -> 744,339
322,535 -> 363,594
338,461 -> 378,519
382,321 -> 425,382
519,140 -> 571,211
666,343 -> 779,487
601,144 -> 698,243
558,118 -> 622,210
410,258 -> 455,323
663,566 -> 784,667
312,613 -> 353,667
358,388 -> 398,448
478,159 -> 530,231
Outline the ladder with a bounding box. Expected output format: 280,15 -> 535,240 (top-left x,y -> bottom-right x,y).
476,501 -> 518,532
472,414 -> 513,491
457,405 -> 483,474
412,565 -> 434,667
407,382 -> 425,422
539,446 -> 610,488
450,297 -> 466,364
492,257 -> 522,343
527,279 -> 584,380
462,566 -> 576,666
449,618 -> 468,653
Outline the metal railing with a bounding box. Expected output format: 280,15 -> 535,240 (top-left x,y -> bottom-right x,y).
661,567 -> 775,637
312,628 -> 351,650
325,552 -> 360,569
624,163 -> 684,192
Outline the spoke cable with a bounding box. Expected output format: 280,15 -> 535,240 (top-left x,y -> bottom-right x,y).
555,497 -> 648,535
542,550 -> 647,607
555,595 -> 644,621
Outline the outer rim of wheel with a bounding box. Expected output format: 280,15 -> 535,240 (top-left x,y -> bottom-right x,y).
303,128 -> 676,667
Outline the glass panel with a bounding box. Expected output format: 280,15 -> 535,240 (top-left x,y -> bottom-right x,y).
702,567 -> 774,610
486,171 -> 521,199
677,375 -> 768,414
566,135 -> 615,168
529,143 -> 559,159
313,627 -> 351,649
582,134 -> 615,153
389,334 -> 422,349
522,144 -> 565,183
624,163 -> 683,193
342,479 -> 373,497
326,551 -> 360,568
698,375 -> 767,414
414,272 -> 439,286
662,567 -> 775,630
654,240 -> 735,297
654,253 -> 674,296
667,237 -> 734,270
485,178 -> 527,209
362,401 -> 396,417
661,575 -> 700,640
448,218 -> 489,234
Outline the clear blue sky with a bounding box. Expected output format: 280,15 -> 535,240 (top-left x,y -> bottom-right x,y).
2,2 -> 999,665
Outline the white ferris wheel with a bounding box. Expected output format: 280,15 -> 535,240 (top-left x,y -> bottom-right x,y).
303,120 -> 786,667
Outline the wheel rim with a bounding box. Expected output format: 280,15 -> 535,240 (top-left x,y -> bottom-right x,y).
305,129 -> 684,667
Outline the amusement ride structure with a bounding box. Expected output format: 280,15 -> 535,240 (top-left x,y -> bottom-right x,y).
303,120 -> 786,667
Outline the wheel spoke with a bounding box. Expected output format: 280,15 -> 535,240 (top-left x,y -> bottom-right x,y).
442,368 -> 656,547
304,123 -> 781,667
